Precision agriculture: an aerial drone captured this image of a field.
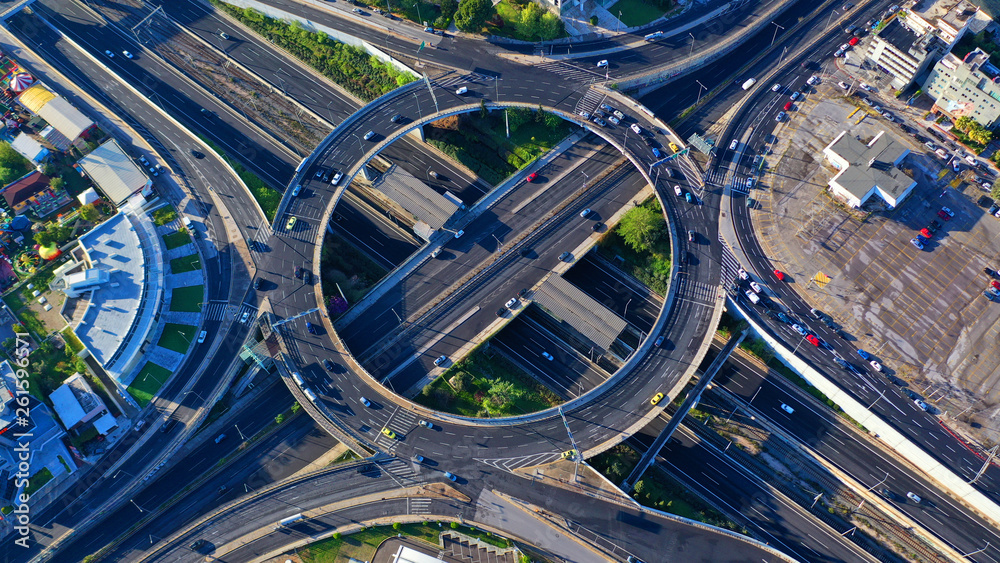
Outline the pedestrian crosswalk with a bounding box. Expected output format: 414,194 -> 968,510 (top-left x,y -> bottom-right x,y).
573,88 -> 606,118
206,302 -> 258,322
719,237 -> 743,292
373,407 -> 422,454
409,498 -> 432,514
704,167 -> 730,187
535,61 -> 604,85
274,215 -> 320,242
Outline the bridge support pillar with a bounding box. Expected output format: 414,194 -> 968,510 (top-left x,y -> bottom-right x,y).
408,126 -> 426,143
360,165 -> 376,182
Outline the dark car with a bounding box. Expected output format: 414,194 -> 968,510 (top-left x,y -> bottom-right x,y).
929,219 -> 941,229
986,268 -> 998,278
323,359 -> 336,371
390,114 -> 402,123
517,288 -> 528,298
295,267 -> 303,279
496,307 -> 506,317
190,539 -> 207,551
191,150 -> 205,159
303,270 -> 312,284
593,221 -> 604,232
880,488 -> 904,502
253,278 -> 262,290
306,322 -> 317,334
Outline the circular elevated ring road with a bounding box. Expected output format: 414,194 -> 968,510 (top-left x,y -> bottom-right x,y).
261,64 -> 724,472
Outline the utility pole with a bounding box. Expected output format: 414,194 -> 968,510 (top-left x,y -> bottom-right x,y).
770,22 -> 785,48
970,445 -> 998,484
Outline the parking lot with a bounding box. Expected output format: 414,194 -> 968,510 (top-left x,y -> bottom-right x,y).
753,78 -> 1000,436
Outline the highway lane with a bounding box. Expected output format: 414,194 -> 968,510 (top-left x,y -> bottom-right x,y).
654,427 -> 881,563
370,154 -> 655,391
137,459 -> 785,563
44,384 -> 300,563
492,310 -> 610,398
722,64 -> 1000,543
711,345 -> 1000,561
12,0 -> 757,558
337,136 -> 623,361
702,0 -> 1000,523
0,11 -> 281,561
562,252 -> 663,335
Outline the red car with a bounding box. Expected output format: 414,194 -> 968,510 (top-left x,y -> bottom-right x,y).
848,36 -> 859,46
806,334 -> 820,346
919,228 -> 933,238
937,210 -> 951,220
774,269 -> 785,281
526,172 -> 538,182
992,281 -> 1000,290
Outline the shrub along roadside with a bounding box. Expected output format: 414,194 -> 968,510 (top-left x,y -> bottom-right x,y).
212,2 -> 415,102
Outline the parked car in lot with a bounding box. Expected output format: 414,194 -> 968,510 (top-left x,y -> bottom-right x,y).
914,399 -> 930,412
910,237 -> 925,249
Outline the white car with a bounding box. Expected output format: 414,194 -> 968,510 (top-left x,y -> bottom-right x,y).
941,207 -> 955,217
790,91 -> 801,101
444,471 -> 458,482
455,86 -> 468,95
746,177 -> 755,189
434,355 -> 447,366
906,491 -> 922,503
363,130 -> 375,141
838,81 -> 849,89
613,110 -> 625,120
870,360 -> 882,372
360,396 -> 372,407
914,399 -> 930,411
418,419 -> 435,429
807,75 -> 819,85
579,111 -> 590,119
738,268 -> 749,280
504,298 -> 517,309
910,238 -> 924,249
122,50 -> 133,59
291,184 -> 302,196
454,230 -> 464,238
592,117 -> 607,127
607,115 -> 621,125
596,60 -> 608,67
541,351 -> 554,361
780,403 -> 794,414
197,331 -> 207,344
330,171 -> 343,186
630,124 -> 642,135
729,139 -> 739,150
673,185 -> 682,196
859,82 -> 872,91
771,83 -> 781,92
240,311 -> 250,323
966,155 -> 978,166
748,281 -> 762,293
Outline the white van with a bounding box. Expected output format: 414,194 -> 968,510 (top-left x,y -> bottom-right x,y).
742,78 -> 757,90
745,290 -> 760,304
455,86 -> 468,95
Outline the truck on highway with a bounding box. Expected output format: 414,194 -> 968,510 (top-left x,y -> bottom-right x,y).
742,78 -> 756,90
275,513 -> 304,529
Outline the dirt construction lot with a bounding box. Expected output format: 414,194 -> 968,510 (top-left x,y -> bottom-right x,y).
754,81 -> 1000,443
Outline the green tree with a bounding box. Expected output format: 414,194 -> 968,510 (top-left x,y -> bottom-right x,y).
618,206 -> 665,252
507,107 -> 532,132
535,104 -> 544,122
440,0 -> 458,18
393,522 -> 402,530
485,378 -> 518,412
543,111 -> 561,129
79,204 -> 99,223
49,178 -> 65,192
455,0 -> 493,32
480,99 -> 488,119
34,228 -> 57,247
990,182 -> 1000,201
291,401 -> 301,414
275,413 -> 285,424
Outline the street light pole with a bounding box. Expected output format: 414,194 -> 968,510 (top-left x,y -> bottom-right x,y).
624,298 -> 632,318
689,33 -> 696,57
695,80 -> 707,104
770,21 -> 785,48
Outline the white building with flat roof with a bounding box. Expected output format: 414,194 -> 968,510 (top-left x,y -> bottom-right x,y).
51,207 -> 165,385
